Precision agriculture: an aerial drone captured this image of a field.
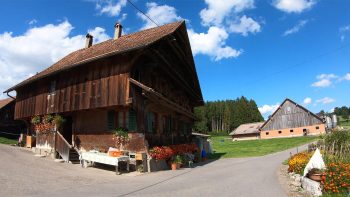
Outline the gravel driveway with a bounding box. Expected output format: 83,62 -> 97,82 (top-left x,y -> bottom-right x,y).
0,143 -> 306,197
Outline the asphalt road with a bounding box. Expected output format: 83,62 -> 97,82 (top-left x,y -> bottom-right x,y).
0,143 -> 306,197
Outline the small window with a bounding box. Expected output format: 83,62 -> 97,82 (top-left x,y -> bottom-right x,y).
107,110 -> 115,130
290,129 -> 294,133
266,132 -> 269,135
278,131 -> 282,134
316,126 -> 319,130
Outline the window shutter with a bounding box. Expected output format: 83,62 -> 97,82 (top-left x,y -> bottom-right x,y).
107,110 -> 115,130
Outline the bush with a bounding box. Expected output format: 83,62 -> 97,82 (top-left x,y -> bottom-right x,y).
288,152 -> 312,175
322,162 -> 350,195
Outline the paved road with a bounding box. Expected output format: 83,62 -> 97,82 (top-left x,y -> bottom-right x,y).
0,144 -> 306,197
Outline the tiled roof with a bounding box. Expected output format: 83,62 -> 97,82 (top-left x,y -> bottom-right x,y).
5,21 -> 183,92
0,98 -> 14,109
229,122 -> 264,135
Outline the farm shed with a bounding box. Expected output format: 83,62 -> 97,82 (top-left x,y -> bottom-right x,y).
229,122 -> 264,140
260,99 -> 325,139
0,98 -> 26,139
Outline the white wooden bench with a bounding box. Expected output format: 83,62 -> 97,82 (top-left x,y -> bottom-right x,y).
80,152 -> 130,175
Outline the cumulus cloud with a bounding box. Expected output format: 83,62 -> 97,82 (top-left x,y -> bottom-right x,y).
316,97 -> 335,104
228,15 -> 261,36
283,20 -> 308,36
96,0 -> 127,17
0,20 -> 110,98
311,74 -> 338,88
303,97 -> 312,105
258,103 -> 280,115
188,27 -> 242,61
137,2 -> 182,30
200,0 -> 254,26
273,0 -> 316,13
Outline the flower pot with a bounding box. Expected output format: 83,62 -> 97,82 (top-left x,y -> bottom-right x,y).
308,174 -> 323,182
171,163 -> 178,170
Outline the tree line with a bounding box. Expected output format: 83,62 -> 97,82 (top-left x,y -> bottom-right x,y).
193,96 -> 264,133
334,106 -> 350,120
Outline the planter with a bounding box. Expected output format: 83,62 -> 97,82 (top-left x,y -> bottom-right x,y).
171,163 -> 178,170
26,136 -> 36,148
308,174 -> 323,182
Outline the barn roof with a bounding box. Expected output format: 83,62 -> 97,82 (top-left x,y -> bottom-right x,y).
0,98 -> 14,110
259,98 -> 324,130
229,122 -> 264,136
5,21 -> 184,93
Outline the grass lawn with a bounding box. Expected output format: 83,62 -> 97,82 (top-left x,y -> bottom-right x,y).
338,116 -> 350,129
209,136 -> 318,159
0,137 -> 18,145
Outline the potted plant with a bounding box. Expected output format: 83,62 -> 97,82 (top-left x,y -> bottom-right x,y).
53,114 -> 65,131
307,168 -> 324,182
114,127 -> 129,150
171,154 -> 183,170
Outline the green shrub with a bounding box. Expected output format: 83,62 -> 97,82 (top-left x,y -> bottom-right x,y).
324,129 -> 350,162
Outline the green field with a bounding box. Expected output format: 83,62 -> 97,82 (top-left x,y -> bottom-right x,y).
338,116 -> 350,128
0,137 -> 18,145
209,136 -> 318,159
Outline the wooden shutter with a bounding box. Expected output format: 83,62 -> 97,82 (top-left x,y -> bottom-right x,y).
128,109 -> 137,131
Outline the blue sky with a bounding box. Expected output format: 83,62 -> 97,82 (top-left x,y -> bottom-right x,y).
0,0 -> 349,119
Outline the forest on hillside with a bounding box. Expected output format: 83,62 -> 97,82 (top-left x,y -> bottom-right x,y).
193,96 -> 264,133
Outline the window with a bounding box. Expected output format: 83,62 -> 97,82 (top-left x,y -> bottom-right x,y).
107,110 -> 115,130
147,112 -> 156,133
278,131 -> 282,134
128,109 -> 137,131
266,132 -> 269,135
316,126 -> 319,130
163,116 -> 172,133
290,129 -> 294,133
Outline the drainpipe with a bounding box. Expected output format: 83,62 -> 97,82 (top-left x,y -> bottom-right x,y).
6,91 -> 15,99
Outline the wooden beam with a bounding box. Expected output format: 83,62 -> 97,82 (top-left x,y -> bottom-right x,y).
129,78 -> 196,119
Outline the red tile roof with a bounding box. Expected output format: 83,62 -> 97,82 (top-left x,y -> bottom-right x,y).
0,98 -> 14,109
5,21 -> 184,92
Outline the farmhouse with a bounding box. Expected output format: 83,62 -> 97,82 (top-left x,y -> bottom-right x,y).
3,21 -> 203,163
229,122 -> 264,140
0,98 -> 26,139
260,99 -> 325,139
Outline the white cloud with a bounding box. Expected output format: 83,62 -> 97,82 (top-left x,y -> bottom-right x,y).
138,2 -> 182,29
340,25 -> 350,41
343,73 -> 350,81
283,20 -> 308,36
228,15 -> 261,36
311,74 -> 338,88
273,0 -> 316,13
258,103 -> 280,115
0,20 -> 110,97
28,19 -> 37,25
316,97 -> 335,104
200,0 -> 254,26
303,97 -> 312,105
329,108 -> 335,113
96,0 -> 127,17
88,27 -> 111,43
188,27 -> 242,61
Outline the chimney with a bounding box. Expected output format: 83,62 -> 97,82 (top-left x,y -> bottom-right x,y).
85,33 -> 93,48
114,23 -> 122,39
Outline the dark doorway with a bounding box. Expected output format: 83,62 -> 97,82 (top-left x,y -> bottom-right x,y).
303,128 -> 307,136
62,116 -> 73,144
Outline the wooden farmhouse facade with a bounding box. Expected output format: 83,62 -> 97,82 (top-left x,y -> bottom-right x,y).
4,21 -> 203,160
259,99 -> 325,139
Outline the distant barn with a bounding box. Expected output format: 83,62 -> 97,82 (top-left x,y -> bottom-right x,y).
260,98 -> 325,139
229,122 -> 263,140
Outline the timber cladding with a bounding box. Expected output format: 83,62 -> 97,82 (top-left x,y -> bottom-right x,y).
14,55 -> 131,119
260,99 -> 324,131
